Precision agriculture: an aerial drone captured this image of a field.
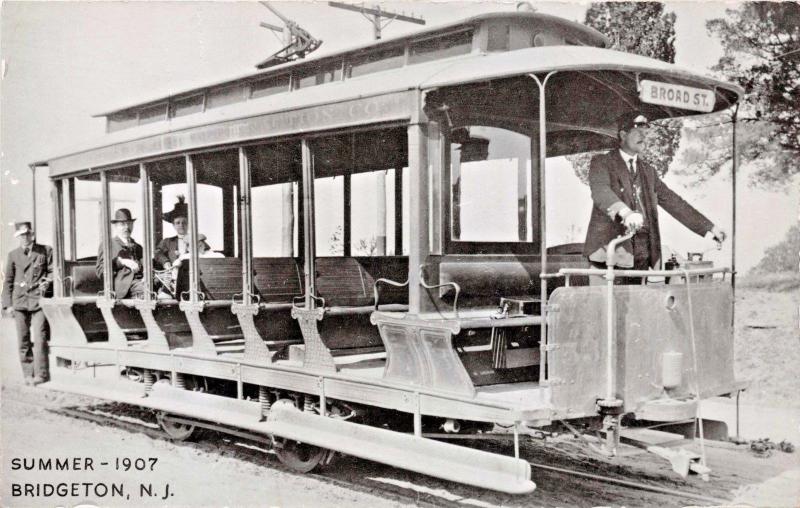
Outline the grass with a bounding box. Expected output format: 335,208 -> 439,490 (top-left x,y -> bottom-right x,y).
737,271 -> 800,292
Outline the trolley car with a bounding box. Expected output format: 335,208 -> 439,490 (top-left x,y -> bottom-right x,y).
32,12 -> 743,494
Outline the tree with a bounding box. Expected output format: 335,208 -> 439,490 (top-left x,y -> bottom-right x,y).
690,2 -> 800,189
751,223 -> 800,273
568,2 -> 681,182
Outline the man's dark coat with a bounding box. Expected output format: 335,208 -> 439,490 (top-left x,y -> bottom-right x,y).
96,236 -> 144,298
2,243 -> 53,310
584,150 -> 714,268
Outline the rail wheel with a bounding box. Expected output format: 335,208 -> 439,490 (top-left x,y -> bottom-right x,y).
273,439 -> 329,473
271,399 -> 330,473
154,378 -> 202,442
156,412 -> 198,442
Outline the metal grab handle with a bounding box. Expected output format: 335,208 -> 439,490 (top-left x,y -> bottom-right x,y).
292,294 -> 324,309
180,290 -> 206,302
97,289 -> 116,300
373,277 -> 409,310
605,230 -> 636,269
418,264 -> 460,318
232,291 -> 261,306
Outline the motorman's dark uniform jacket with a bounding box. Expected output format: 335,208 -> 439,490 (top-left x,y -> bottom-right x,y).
583,150 -> 714,268
2,244 -> 53,310
96,236 -> 144,298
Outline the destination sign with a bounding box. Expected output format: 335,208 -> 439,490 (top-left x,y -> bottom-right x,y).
639,80 -> 716,113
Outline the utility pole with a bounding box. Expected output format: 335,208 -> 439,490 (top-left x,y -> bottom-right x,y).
328,2 -> 425,40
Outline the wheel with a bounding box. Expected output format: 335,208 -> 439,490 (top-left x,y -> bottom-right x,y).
273,438 -> 329,473
156,412 -> 198,442
270,399 -> 331,473
154,378 -> 201,441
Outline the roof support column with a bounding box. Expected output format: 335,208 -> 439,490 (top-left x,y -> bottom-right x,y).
301,139 -> 317,309
139,163 -> 153,300
238,147 -> 254,304
51,179 -> 65,298
185,155 -> 200,303
529,71 -> 556,386
100,170 -> 113,298
407,120 -> 432,314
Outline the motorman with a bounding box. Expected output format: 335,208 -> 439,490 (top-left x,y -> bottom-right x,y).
583,112 -> 727,284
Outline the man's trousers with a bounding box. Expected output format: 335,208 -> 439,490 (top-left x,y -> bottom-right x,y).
13,308 -> 49,380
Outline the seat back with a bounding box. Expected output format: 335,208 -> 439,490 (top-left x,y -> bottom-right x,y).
315,256 -> 409,307
252,257 -> 304,303
198,258 -> 242,300
66,260 -> 103,297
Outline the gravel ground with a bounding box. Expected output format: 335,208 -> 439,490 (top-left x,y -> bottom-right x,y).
734,288 -> 800,408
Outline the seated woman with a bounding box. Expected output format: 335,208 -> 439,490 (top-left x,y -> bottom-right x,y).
154,197 -> 191,298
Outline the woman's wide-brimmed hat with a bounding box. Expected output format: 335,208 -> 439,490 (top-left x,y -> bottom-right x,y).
163,195 -> 188,224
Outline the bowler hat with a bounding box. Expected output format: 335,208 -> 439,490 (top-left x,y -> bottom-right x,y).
616,112 -> 649,133
110,208 -> 136,223
163,195 -> 188,224
13,221 -> 34,237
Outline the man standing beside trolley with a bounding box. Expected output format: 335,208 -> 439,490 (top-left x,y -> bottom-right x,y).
2,221 -> 53,385
583,112 -> 727,284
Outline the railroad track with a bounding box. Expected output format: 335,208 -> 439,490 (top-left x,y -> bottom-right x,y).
5,389 -> 733,507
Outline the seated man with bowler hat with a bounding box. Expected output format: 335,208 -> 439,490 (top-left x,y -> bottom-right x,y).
584,112 -> 727,284
2,221 -> 53,384
96,208 -> 146,299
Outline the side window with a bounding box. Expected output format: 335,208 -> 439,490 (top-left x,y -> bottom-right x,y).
249,142 -> 301,257
63,175 -> 103,260
545,154 -> 594,250
450,126 -> 533,243
314,176 -> 345,257
107,166 -> 144,247
251,182 -> 300,257
310,127 -> 408,258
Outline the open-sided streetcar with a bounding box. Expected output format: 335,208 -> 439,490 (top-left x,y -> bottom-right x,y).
32,12 -> 744,494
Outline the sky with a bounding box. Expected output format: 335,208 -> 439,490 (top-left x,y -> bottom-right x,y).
1,1 -> 797,272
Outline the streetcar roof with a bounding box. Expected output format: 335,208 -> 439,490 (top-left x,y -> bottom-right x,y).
91,11 -> 609,118
39,45 -> 742,176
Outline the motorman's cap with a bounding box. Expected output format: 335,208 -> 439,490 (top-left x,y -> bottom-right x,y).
616,112 -> 649,133
13,221 -> 33,237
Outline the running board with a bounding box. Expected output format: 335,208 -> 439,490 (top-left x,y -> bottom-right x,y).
265,400 -> 535,494
42,377 -> 535,494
